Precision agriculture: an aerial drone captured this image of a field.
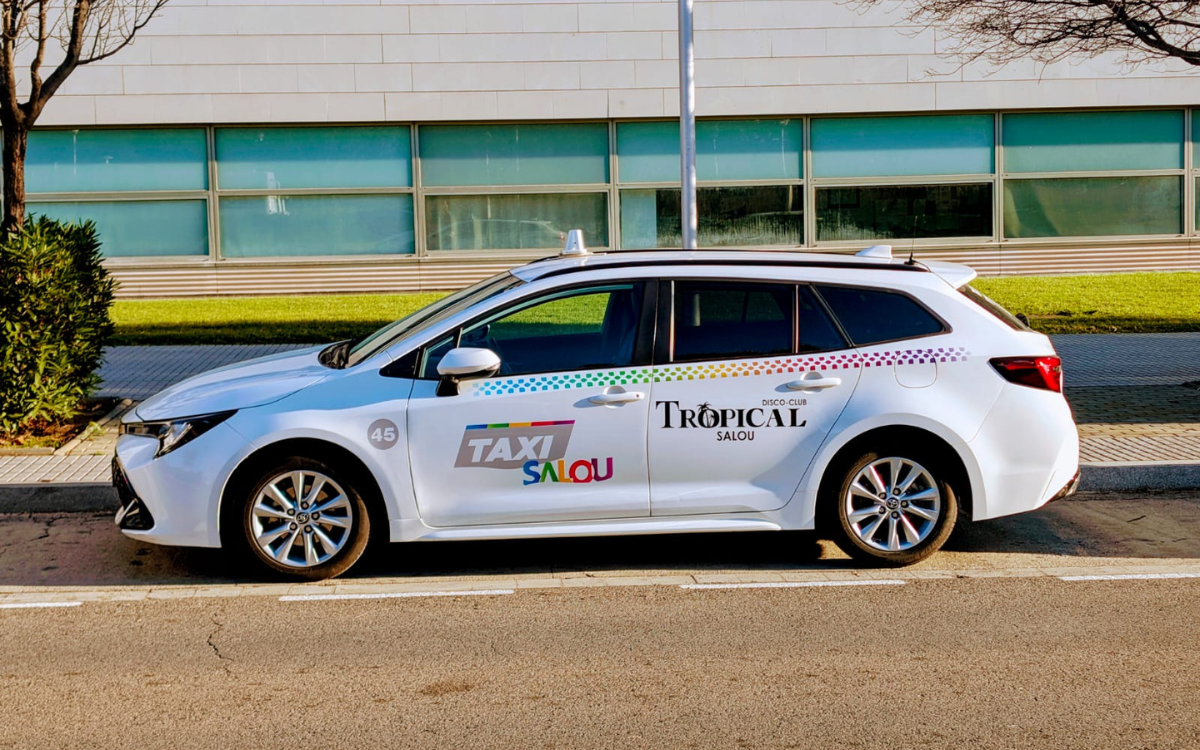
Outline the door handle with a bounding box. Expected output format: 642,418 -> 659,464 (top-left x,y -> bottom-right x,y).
786,376 -> 842,391
588,391 -> 646,405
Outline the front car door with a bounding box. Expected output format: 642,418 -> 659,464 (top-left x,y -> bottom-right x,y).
407,280 -> 656,527
647,279 -> 861,516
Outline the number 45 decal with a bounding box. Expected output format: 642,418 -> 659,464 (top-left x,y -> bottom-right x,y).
367,419 -> 399,450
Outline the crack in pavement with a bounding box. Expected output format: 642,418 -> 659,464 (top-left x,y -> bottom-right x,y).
206,610 -> 234,676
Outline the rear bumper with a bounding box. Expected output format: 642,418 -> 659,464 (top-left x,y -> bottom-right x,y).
965,383 -> 1080,520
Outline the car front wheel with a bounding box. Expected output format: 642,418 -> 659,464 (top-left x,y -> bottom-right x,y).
237,457 -> 372,581
828,450 -> 958,566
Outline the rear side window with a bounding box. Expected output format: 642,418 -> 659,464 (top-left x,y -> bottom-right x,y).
815,285 -> 945,346
672,281 -> 794,362
798,286 -> 848,353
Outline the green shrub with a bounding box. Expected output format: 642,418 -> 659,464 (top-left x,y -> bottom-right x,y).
0,217 -> 115,435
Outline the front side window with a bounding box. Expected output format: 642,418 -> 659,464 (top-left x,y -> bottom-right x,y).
347,272 -> 523,367
421,283 -> 644,378
671,281 -> 794,362
815,285 -> 946,346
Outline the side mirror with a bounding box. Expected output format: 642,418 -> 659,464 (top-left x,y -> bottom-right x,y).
436,347 -> 501,396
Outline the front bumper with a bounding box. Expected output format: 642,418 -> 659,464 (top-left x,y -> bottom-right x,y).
113,456 -> 155,531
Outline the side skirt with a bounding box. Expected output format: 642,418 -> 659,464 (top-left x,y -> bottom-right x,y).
391,515 -> 783,543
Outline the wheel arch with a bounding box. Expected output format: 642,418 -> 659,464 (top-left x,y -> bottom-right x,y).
218,437 -> 389,549
812,424 -> 975,530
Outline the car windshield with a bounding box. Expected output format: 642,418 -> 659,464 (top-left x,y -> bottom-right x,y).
345,272 -> 525,367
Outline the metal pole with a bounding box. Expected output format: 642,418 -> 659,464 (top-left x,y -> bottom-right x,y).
678,0 -> 697,249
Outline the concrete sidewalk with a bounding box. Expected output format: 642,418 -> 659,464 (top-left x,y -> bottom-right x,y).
1,334 -> 1197,495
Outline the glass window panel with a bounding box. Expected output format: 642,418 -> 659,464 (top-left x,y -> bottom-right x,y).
459,284 -> 643,375
1194,112 -> 1200,168
816,286 -> 945,346
816,184 -> 992,242
419,123 -> 608,187
216,126 -> 411,190
798,286 -> 848,353
28,200 -> 208,258
1003,111 -> 1183,173
672,281 -> 794,362
27,128 -> 208,193
810,115 -> 993,178
1003,176 -> 1181,238
616,119 -> 803,183
425,193 -> 607,251
219,195 -> 414,257
620,186 -> 803,248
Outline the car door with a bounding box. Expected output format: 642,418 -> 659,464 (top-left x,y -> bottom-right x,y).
407,280 -> 656,527
647,280 -> 861,516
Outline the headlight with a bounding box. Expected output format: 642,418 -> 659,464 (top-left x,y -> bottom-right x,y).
119,411 -> 236,458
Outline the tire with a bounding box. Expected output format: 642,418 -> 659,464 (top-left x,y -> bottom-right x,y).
824,446 -> 959,566
234,455 -> 372,581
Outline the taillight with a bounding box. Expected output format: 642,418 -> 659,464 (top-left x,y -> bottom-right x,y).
990,356 -> 1063,393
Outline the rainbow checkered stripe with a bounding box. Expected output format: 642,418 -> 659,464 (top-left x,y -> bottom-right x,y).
462,346 -> 969,398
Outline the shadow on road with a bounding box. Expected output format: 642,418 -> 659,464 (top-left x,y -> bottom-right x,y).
0,492 -> 1195,588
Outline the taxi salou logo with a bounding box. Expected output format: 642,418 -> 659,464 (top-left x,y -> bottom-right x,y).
454,420 -> 614,486
655,400 -> 808,442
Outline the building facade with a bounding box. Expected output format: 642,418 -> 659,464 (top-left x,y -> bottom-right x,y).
22,0 -> 1200,297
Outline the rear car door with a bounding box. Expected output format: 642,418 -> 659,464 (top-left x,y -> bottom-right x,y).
647,279 -> 860,516
407,280 -> 656,527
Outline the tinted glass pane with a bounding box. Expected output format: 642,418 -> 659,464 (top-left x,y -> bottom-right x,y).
426,193 -> 607,251
219,195 -> 414,256
816,286 -> 944,346
621,186 -> 802,248
1003,176 -> 1181,238
420,123 -> 608,187
28,129 -> 207,193
673,281 -> 793,362
1003,111 -> 1183,173
216,126 -> 411,189
798,286 -> 847,352
811,115 -> 993,178
28,200 -> 208,258
616,119 -> 802,183
1194,113 -> 1200,168
461,285 -> 642,375
816,184 -> 992,242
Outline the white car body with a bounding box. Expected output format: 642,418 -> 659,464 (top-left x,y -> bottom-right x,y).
114,245 -> 1079,573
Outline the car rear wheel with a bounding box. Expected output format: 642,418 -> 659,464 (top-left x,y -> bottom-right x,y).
237,457 -> 372,581
827,449 -> 958,566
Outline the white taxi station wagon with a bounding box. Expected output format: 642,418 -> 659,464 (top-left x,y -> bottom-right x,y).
115,233 -> 1080,580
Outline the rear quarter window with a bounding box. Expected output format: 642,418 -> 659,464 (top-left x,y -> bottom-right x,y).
815,285 -> 946,346
959,285 -> 1029,331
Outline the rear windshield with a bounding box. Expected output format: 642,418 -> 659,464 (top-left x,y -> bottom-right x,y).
959,285 -> 1028,331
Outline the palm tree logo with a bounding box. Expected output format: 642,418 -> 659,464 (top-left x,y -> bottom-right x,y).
696,401 -> 719,429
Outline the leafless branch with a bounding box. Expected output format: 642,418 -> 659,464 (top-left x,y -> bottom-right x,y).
850,0 -> 1200,69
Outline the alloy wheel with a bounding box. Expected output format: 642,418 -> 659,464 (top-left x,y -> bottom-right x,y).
249,470 -> 354,568
843,457 -> 941,553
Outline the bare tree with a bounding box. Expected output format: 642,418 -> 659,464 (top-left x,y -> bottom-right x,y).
853,0 -> 1200,71
0,0 -> 170,234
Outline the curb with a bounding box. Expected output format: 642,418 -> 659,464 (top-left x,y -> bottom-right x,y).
1079,462 -> 1200,493
0,484 -> 116,513
0,463 -> 1196,514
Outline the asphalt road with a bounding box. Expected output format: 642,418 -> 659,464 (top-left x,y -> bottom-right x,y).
1,492 -> 1198,749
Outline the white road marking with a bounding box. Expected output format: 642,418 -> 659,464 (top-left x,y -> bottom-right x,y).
681,580 -> 906,590
1060,573 -> 1200,582
279,589 -> 515,602
0,601 -> 83,610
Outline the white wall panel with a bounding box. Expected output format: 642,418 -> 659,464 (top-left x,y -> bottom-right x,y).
18,0 -> 1199,126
